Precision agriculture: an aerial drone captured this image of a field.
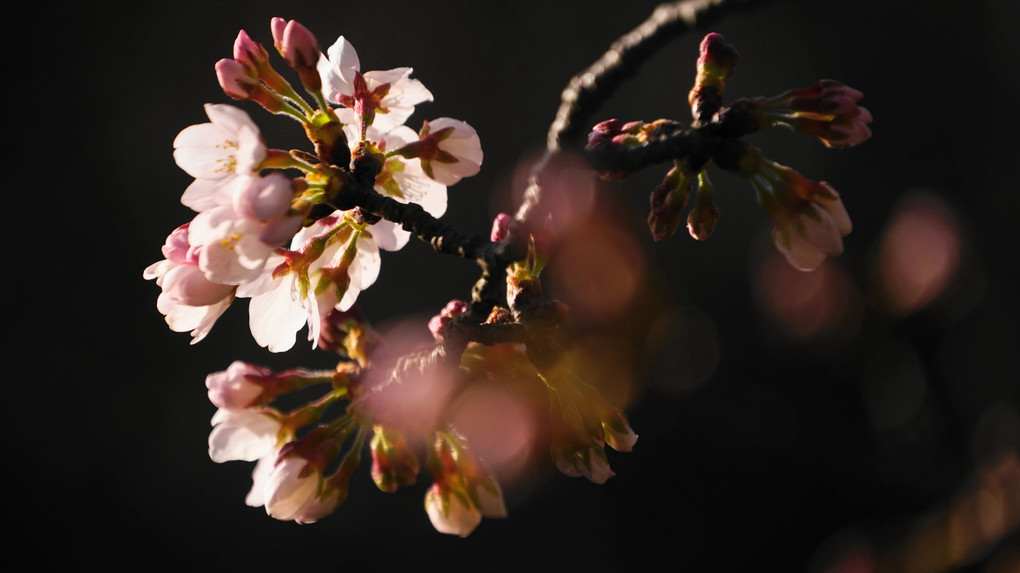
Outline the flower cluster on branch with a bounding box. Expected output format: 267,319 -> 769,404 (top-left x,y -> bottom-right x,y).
145,1 -> 870,537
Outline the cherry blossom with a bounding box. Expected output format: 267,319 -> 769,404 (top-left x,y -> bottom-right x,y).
240,212 -> 381,352
340,117 -> 448,251
144,224 -> 234,343
317,35 -> 433,134
173,104 -> 267,212
187,203 -> 277,286
394,118 -> 483,186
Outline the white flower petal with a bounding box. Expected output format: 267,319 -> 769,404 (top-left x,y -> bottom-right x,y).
248,273 -> 310,352
208,409 -> 281,462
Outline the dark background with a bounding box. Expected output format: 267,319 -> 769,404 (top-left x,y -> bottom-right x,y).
17,0 -> 1019,570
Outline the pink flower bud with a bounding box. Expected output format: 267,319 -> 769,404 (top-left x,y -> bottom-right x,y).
161,224 -> 193,264
490,213 -> 513,242
696,33 -> 739,81
270,17 -> 287,51
756,80 -> 873,148
206,361 -> 271,410
215,58 -> 259,100
233,173 -> 294,221
233,30 -> 269,69
271,18 -> 321,91
259,214 -> 304,248
162,264 -> 235,307
428,299 -> 468,341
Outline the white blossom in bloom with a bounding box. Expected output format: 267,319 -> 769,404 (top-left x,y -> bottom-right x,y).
208,408 -> 282,463
317,36 -> 433,134
340,116 -> 448,251
174,103 -> 267,212
240,212 -> 381,352
424,483 -> 482,537
412,118 -> 483,186
187,197 -> 279,286
144,224 -> 234,344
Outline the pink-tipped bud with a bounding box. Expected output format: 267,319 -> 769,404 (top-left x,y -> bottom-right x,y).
270,17 -> 287,51
696,33 -> 739,81
259,214 -> 304,248
689,33 -> 740,119
234,173 -> 294,221
206,361 -> 272,410
585,119 -> 644,150
757,80 -> 872,148
490,213 -> 513,242
428,299 -> 468,341
271,18 -> 321,92
215,58 -> 258,100
233,30 -> 269,69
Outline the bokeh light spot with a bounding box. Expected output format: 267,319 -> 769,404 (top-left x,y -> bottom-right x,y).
872,192 -> 961,316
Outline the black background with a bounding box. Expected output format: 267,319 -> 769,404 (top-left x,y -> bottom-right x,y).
17,0 -> 1020,570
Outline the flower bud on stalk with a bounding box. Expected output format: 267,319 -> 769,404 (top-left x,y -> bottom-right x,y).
215,58 -> 296,116
370,425 -> 420,493
271,17 -> 322,93
648,161 -> 695,241
687,172 -> 719,241
233,29 -> 301,103
747,79 -> 872,147
688,33 -> 739,122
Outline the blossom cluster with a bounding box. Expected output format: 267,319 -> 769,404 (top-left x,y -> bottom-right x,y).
586,32 -> 871,271
144,17 -> 865,538
145,17 -> 636,537
145,18 -> 482,350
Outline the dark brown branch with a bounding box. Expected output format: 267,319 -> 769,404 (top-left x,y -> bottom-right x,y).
520,0 -> 761,227
547,0 -> 758,153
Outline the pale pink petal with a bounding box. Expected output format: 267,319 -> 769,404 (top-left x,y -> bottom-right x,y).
245,455 -> 276,507
208,409 -> 281,462
265,458 -> 319,521
248,274 -> 310,352
368,220 -> 411,252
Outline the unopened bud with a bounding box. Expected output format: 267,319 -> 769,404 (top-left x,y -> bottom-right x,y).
271,17 -> 321,92
647,163 -> 695,241
490,213 -> 513,242
370,426 -> 420,493
687,172 -> 719,241
215,58 -> 258,100
233,29 -> 269,69
689,33 -> 740,121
